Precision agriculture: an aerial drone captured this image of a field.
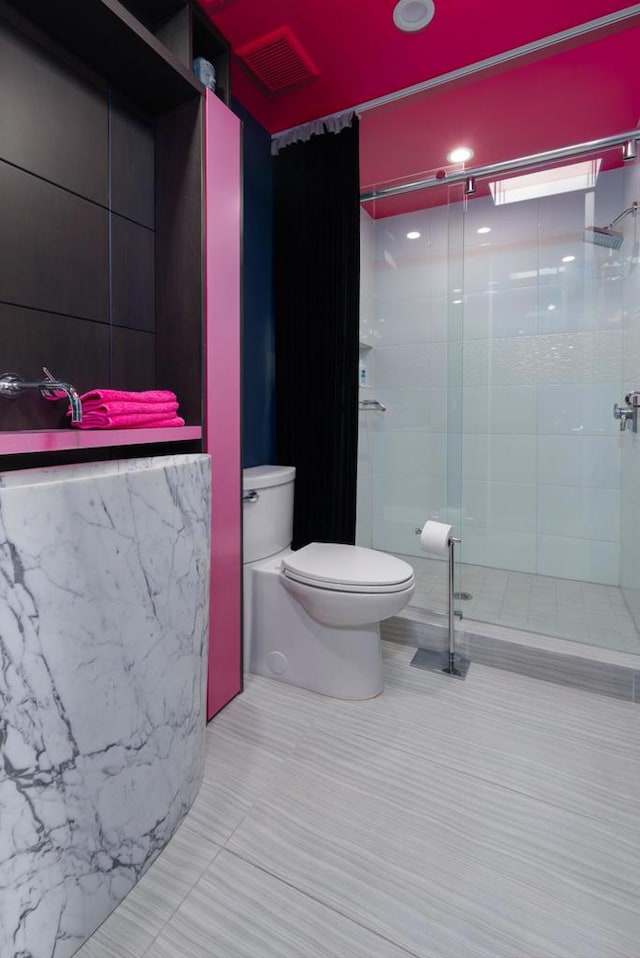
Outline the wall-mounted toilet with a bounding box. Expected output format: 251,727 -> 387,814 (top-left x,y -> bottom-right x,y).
242,465 -> 415,699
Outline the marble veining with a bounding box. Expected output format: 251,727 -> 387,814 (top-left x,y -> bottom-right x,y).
0,454 -> 211,958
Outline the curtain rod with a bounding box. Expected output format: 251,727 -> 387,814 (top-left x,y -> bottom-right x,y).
353,5 -> 640,117
271,5 -> 640,142
360,129 -> 640,202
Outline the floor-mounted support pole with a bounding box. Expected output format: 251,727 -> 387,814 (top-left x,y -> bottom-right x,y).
447,537 -> 457,673
410,535 -> 471,680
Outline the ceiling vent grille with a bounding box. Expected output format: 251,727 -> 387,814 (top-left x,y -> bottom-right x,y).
236,26 -> 319,94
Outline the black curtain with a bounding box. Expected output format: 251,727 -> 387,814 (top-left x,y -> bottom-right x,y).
274,119 -> 360,550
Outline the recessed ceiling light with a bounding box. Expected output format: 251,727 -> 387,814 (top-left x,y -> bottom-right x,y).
393,0 -> 435,32
447,146 -> 474,164
406,231 -> 421,239
477,226 -> 492,235
562,255 -> 576,262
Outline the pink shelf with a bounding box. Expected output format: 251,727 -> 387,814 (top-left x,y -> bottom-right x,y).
0,426 -> 202,456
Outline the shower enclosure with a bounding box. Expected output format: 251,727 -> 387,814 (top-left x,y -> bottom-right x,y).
358,134 -> 640,656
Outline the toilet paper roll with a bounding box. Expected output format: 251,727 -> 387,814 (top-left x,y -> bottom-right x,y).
419,520 -> 453,557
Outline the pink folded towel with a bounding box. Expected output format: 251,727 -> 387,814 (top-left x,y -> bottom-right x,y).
61,388 -> 185,428
70,400 -> 179,418
79,389 -> 177,405
71,412 -> 185,430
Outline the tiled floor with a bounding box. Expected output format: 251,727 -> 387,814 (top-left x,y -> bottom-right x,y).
78,644 -> 640,958
403,553 -> 640,653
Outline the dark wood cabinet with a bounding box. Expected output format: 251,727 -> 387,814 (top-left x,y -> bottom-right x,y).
0,0 -> 200,113
0,0 -> 242,727
191,3 -> 230,104
117,0 -> 231,101
0,0 -> 232,438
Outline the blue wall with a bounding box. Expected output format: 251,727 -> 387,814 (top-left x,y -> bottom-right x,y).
233,100 -> 276,467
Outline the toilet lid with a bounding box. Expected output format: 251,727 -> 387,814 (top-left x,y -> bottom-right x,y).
282,543 -> 415,594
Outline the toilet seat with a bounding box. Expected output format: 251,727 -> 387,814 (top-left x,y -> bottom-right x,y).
281,543 -> 415,594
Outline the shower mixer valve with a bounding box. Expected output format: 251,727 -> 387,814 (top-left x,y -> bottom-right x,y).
614,390 -> 640,432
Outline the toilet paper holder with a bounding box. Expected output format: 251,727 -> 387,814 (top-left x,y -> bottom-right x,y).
414,524 -> 460,542
411,522 -> 470,680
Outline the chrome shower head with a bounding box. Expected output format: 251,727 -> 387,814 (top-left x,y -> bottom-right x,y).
584,201 -> 638,250
583,226 -> 624,250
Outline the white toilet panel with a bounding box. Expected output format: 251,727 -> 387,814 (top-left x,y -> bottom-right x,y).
282,567 -> 415,594
282,573 -> 415,628
242,467 -> 295,563
282,543 -> 414,592
242,464 -> 295,490
247,559 -> 386,699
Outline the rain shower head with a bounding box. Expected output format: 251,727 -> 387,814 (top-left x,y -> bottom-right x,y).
584,201 -> 638,250
583,226 -> 624,249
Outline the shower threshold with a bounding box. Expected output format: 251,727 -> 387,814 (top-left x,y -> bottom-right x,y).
383,606 -> 640,703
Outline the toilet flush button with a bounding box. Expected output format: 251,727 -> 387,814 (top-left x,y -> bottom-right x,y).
267,651 -> 288,675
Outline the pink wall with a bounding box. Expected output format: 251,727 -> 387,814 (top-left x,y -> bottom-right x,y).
204,91 -> 242,719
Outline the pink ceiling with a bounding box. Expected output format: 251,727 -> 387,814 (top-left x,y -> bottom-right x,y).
200,0 -> 640,217
361,25 -> 640,216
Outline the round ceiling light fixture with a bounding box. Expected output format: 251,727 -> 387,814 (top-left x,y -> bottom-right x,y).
393,0 -> 435,33
447,146 -> 474,163
407,231 -> 421,239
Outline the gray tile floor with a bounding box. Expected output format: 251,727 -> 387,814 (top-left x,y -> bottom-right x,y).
403,554 -> 640,653
78,644 -> 640,958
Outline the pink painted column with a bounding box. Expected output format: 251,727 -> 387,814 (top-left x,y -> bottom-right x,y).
204,91 -> 242,719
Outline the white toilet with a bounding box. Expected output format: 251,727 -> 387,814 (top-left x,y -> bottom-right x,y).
242,465 -> 415,699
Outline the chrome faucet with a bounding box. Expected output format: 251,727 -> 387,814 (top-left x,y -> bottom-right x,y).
614,403 -> 634,431
614,390 -> 640,433
0,368 -> 83,423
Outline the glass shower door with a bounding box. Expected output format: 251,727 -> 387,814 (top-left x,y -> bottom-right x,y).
358,177 -> 465,622
445,183 -> 465,621
455,148 -> 638,652
619,152 -> 640,643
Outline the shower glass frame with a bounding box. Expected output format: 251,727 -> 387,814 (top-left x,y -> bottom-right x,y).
359,132 -> 640,653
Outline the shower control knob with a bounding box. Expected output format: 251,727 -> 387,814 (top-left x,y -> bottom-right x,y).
614,402 -> 635,431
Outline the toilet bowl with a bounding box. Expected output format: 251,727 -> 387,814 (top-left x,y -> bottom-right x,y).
281,542 -> 415,627
243,466 -> 415,699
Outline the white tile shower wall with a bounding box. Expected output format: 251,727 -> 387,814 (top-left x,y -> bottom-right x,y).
356,208 -> 375,547
369,210 -> 453,558
620,156 -> 640,627
369,169 -> 627,583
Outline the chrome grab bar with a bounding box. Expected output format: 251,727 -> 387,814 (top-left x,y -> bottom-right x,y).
0,368 -> 82,423
243,490 -> 260,503
359,399 -> 386,411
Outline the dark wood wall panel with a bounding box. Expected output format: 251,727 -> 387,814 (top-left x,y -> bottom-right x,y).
111,215 -> 155,331
111,98 -> 155,228
0,9 -> 202,435
0,304 -> 110,429
155,98 -> 203,427
156,7 -> 191,68
111,328 -> 155,390
0,20 -> 107,204
118,0 -> 186,32
0,161 -> 109,322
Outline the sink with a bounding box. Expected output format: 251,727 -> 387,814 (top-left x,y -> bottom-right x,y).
0,453 -> 211,957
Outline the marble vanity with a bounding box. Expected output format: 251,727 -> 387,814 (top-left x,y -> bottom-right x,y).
0,453 -> 211,957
